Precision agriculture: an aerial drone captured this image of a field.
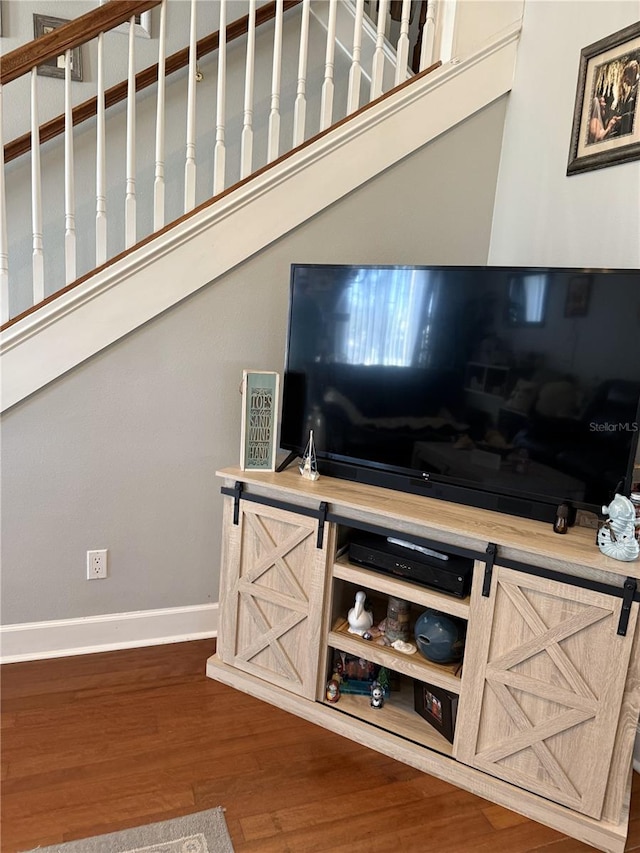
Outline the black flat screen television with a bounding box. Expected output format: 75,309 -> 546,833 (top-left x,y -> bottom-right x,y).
280,264 -> 640,524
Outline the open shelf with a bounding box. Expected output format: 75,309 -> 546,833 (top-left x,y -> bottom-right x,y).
333,555 -> 471,620
328,617 -> 463,693
322,674 -> 455,757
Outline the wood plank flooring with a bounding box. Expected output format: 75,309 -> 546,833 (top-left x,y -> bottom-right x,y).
2,639 -> 640,852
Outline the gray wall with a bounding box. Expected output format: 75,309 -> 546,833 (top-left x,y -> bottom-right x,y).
1,99 -> 507,624
489,0 -> 640,269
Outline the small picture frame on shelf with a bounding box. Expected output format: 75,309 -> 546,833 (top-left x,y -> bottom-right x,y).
240,370 -> 279,472
413,681 -> 458,743
33,14 -> 83,81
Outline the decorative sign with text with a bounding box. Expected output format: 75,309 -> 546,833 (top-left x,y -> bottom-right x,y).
240,371 -> 280,471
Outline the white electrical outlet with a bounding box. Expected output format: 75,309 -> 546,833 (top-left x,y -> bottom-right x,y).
87,549 -> 108,579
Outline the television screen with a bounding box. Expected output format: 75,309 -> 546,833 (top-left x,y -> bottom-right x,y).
280,264 -> 640,522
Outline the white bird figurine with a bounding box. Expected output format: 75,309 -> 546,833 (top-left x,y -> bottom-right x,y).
347,590 -> 373,636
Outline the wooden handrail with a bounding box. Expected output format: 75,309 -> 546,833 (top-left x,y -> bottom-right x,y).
1,1 -> 160,85
3,0 -> 302,165
0,60 -> 441,333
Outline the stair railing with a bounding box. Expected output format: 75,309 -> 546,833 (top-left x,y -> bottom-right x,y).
1,0 -> 443,327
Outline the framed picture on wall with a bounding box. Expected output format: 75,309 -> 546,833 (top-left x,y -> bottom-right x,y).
240,371 -> 280,472
98,0 -> 151,38
33,14 -> 83,81
567,21 -> 640,175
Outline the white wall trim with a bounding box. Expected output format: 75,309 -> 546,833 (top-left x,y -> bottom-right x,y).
1,25 -> 520,413
0,603 -> 218,663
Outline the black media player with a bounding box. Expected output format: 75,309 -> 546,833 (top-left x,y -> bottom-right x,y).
348,532 -> 473,598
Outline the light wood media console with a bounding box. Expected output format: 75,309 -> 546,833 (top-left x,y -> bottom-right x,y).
207,466 -> 640,852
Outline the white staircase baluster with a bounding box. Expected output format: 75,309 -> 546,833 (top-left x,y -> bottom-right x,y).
64,49 -> 76,284
154,0 -> 167,231
394,0 -> 412,85
319,0 -> 337,130
370,0 -> 388,100
0,85 -> 8,325
96,32 -> 107,267
125,18 -> 137,249
214,0 -> 227,195
420,0 -> 437,71
346,0 -> 364,114
292,0 -> 310,146
30,68 -> 44,305
184,0 -> 197,212
240,0 -> 256,178
267,0 -> 283,163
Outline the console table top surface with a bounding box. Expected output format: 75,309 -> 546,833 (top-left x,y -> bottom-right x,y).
218,465 -> 640,581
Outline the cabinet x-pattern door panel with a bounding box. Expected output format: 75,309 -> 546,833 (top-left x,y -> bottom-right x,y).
219,498 -> 327,699
455,562 -> 637,819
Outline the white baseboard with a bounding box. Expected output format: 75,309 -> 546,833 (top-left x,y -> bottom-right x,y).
0,603 -> 218,663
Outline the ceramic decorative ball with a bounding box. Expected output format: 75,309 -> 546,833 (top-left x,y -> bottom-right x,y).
414,608 -> 466,664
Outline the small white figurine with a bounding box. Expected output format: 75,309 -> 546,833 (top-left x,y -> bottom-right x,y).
597,494 -> 640,562
370,681 -> 385,710
299,429 -> 320,481
347,590 -> 374,636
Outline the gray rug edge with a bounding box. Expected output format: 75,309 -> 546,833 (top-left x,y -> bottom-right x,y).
22,806 -> 235,853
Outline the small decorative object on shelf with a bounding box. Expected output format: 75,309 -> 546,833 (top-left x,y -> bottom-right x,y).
299,429 -> 320,481
630,492 -> 640,544
240,370 -> 279,472
385,595 -> 411,643
370,681 -> 385,710
553,502 -> 570,534
414,609 -> 466,664
413,681 -> 459,743
325,678 -> 341,703
597,494 -> 640,561
347,590 -> 374,636
390,639 -> 417,655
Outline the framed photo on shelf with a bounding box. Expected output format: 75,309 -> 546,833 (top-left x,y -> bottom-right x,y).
240,370 -> 279,472
413,681 -> 458,743
567,21 -> 640,175
33,14 -> 83,81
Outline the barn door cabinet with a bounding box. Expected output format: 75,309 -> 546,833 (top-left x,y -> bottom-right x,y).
207,467 -> 640,853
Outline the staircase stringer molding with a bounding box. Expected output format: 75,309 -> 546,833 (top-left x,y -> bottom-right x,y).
0,26 -> 520,413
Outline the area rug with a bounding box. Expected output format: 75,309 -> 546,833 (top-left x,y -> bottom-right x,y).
24,807 -> 235,853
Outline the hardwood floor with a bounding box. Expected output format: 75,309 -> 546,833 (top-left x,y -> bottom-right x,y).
2,639 -> 640,853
